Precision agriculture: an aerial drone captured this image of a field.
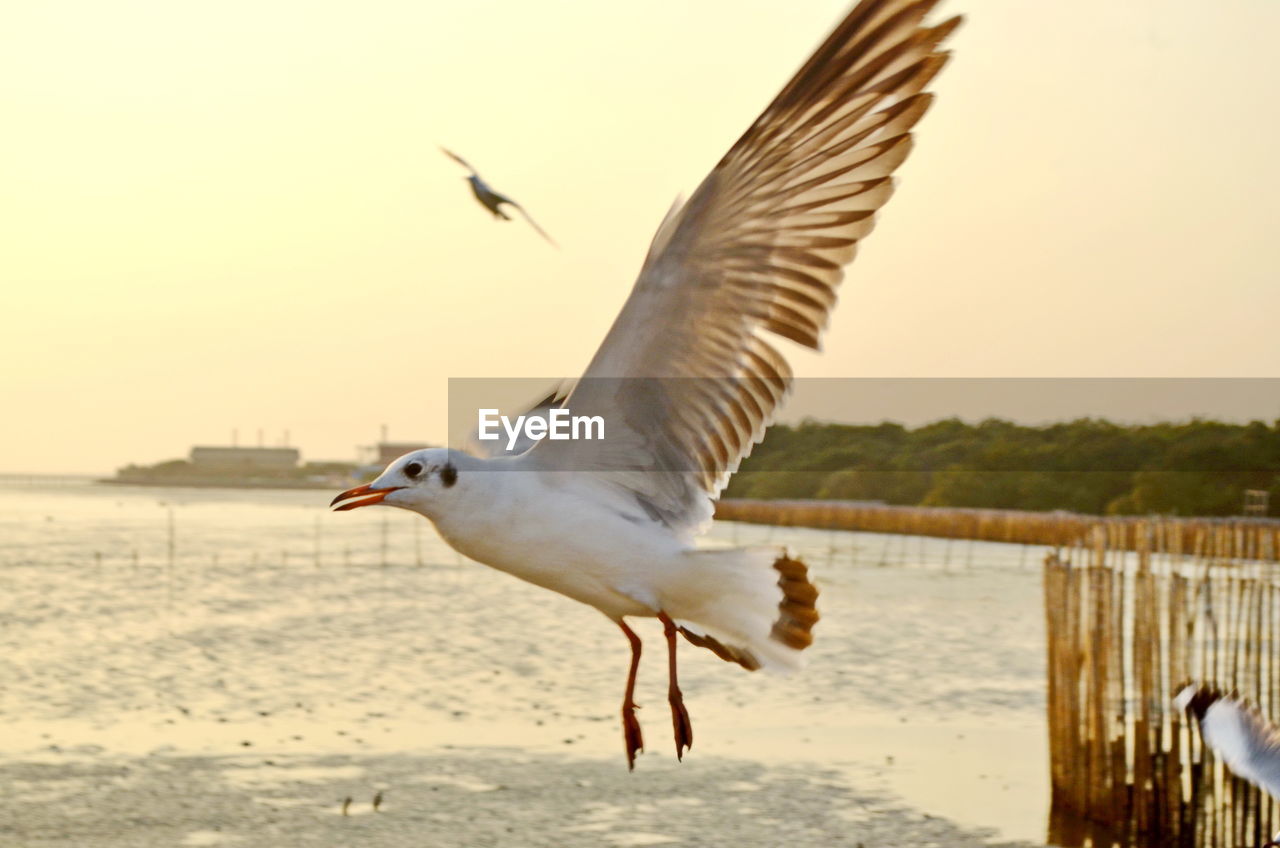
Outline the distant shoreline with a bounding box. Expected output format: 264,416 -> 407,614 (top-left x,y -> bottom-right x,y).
97,477 -> 342,491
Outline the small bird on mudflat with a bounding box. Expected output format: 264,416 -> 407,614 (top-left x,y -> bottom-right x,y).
440,147 -> 557,246
336,0 -> 960,770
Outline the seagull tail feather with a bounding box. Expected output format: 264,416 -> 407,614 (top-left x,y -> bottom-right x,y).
663,548 -> 818,674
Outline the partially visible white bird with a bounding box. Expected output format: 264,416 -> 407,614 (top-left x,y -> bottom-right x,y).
1175,684 -> 1280,814
440,147 -> 557,246
336,0 -> 961,770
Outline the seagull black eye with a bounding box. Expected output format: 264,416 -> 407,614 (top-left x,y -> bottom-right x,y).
404,461 -> 424,479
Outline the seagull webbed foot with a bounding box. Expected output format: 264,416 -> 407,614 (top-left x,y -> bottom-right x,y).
658,612 -> 694,761
617,619 -> 645,770
622,698 -> 645,770
668,686 -> 693,761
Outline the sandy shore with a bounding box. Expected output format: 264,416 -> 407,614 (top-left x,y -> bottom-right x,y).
3,748 -> 1034,848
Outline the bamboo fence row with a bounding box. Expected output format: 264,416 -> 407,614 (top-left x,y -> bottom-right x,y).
1045,521 -> 1280,848
716,500 -> 1280,845
714,499 -> 1280,560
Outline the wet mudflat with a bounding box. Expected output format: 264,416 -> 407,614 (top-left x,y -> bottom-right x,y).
0,479 -> 1048,846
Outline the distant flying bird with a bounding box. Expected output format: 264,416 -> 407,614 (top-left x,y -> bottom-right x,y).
440,147 -> 557,246
1176,684 -> 1280,803
335,0 -> 960,769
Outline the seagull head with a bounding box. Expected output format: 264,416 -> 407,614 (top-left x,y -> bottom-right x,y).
330,448 -> 462,515
1173,682 -> 1222,721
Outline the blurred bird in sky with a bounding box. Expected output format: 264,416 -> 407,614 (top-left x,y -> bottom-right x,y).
440,147 -> 557,246
338,0 -> 961,770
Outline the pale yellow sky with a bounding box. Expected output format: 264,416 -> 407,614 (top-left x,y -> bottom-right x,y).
3,0 -> 1278,474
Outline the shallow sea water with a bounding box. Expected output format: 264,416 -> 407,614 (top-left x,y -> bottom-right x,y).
0,478 -> 1051,846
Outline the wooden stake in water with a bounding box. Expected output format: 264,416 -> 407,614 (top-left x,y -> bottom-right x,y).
166,506 -> 175,571
380,514 -> 389,569
166,505 -> 175,613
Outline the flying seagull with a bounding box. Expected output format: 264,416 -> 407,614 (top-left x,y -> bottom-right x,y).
335,0 -> 960,769
440,147 -> 557,246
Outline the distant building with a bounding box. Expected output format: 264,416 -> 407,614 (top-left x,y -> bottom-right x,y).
190,446 -> 300,469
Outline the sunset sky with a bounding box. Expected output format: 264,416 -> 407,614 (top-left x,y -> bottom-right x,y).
3,0 -> 1278,474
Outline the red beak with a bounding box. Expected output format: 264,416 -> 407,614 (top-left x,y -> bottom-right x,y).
330,483 -> 404,511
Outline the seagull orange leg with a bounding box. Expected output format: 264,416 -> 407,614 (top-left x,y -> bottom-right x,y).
617,620 -> 644,770
658,612 -> 694,760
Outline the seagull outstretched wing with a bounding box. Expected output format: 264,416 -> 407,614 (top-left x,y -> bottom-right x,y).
440,146 -> 480,176
524,0 -> 961,538
506,201 -> 558,247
